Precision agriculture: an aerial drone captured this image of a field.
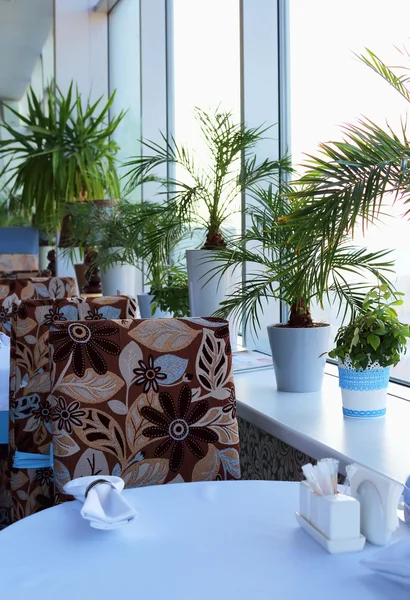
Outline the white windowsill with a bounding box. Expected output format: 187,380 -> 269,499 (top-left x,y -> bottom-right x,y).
234,363 -> 410,485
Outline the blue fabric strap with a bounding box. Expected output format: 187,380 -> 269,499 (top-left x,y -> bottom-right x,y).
13,444 -> 53,469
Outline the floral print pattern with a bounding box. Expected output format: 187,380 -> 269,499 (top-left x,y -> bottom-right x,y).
223,388 -> 237,420
133,355 -> 166,393
48,317 -> 240,499
51,321 -> 121,377
85,307 -> 105,320
142,384 -> 218,472
32,400 -> 53,424
0,276 -> 78,336
43,307 -> 67,327
52,396 -> 86,433
6,295 -> 137,524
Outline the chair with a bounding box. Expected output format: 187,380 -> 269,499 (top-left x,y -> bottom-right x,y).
0,227 -> 39,274
6,295 -> 137,523
0,276 -> 78,336
48,317 -> 240,500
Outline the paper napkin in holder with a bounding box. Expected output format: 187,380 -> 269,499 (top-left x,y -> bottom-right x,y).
63,475 -> 138,530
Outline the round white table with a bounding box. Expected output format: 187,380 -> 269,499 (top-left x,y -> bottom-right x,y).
0,481 -> 408,599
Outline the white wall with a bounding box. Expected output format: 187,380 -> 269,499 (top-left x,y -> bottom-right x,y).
54,0 -> 108,101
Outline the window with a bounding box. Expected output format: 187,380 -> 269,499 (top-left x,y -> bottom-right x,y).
173,0 -> 241,240
289,0 -> 410,383
108,0 -> 141,199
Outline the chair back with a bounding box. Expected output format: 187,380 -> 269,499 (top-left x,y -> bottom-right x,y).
0,276 -> 78,336
8,295 -> 137,522
48,317 -> 240,501
0,227 -> 39,274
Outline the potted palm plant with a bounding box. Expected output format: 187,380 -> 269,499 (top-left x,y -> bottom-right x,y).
122,107 -> 290,322
0,81 -> 124,276
287,46 -> 410,267
210,185 -> 396,392
329,285 -> 410,417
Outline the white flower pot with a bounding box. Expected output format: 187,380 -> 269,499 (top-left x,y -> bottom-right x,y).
186,249 -> 238,350
338,358 -> 390,418
101,264 -> 141,298
39,246 -> 53,271
267,324 -> 330,392
56,247 -> 81,279
137,294 -> 171,318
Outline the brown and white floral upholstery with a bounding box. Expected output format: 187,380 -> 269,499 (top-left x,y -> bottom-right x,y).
48,317 -> 240,500
6,295 -> 137,523
0,277 -> 78,336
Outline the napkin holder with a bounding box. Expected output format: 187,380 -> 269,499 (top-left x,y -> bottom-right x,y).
348,464 -> 403,546
296,481 -> 365,554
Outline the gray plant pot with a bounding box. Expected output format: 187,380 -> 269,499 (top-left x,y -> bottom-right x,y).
137,294 -> 170,319
267,324 -> 331,393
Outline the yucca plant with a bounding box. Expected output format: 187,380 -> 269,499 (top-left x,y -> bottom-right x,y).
123,107 -> 291,249
211,185 -> 396,331
287,46 -> 410,258
0,81 -> 124,234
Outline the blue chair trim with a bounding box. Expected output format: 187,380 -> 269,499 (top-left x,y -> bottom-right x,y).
342,407 -> 386,418
13,444 -> 53,469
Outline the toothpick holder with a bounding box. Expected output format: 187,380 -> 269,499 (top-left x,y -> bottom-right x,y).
297,481 -> 365,553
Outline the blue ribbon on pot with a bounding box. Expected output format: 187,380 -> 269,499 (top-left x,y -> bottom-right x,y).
338,365 -> 390,391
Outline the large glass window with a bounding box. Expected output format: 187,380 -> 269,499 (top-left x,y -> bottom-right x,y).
108,0 -> 141,199
289,0 -> 410,383
173,0 -> 241,240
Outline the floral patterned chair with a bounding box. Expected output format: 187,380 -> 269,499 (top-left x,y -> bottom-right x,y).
5,295 -> 137,524
48,317 -> 240,500
0,276 -> 78,336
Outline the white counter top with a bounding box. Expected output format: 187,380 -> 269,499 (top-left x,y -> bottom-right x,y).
235,366 -> 410,485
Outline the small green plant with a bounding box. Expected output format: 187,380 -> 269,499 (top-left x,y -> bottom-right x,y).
149,264 -> 189,317
328,285 -> 410,370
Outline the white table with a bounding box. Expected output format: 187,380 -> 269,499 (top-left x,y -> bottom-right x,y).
0,481 -> 408,599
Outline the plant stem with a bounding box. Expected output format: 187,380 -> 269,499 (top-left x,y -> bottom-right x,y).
288,300 -> 313,327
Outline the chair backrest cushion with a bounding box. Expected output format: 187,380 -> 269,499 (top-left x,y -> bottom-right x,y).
0,277 -> 78,336
9,295 -> 137,521
0,227 -> 39,274
49,317 -> 240,499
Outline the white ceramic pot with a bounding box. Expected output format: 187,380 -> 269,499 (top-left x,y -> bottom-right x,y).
338,359 -> 390,418
38,246 -> 53,271
186,249 -> 238,350
100,250 -> 142,298
267,324 -> 330,393
137,294 -> 171,318
56,247 -> 81,279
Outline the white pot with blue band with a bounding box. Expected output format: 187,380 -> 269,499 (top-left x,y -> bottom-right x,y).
338,358 -> 389,418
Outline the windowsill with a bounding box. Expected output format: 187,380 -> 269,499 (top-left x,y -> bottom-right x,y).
234,364 -> 410,485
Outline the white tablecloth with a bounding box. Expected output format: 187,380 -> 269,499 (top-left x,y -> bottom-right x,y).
0,481 -> 408,599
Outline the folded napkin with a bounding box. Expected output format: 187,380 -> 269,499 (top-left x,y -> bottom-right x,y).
63,476 -> 138,530
361,540 -> 410,587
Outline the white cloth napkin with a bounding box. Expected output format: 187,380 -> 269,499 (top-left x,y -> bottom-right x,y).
361,540 -> 410,587
63,476 -> 138,530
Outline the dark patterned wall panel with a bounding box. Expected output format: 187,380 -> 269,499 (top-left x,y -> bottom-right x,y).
238,417 -> 316,481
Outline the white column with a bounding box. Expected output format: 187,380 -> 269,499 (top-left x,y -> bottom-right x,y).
241,0 -> 282,352
54,0 -> 108,101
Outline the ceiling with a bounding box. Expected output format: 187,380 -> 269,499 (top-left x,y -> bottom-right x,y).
0,0 -> 54,101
